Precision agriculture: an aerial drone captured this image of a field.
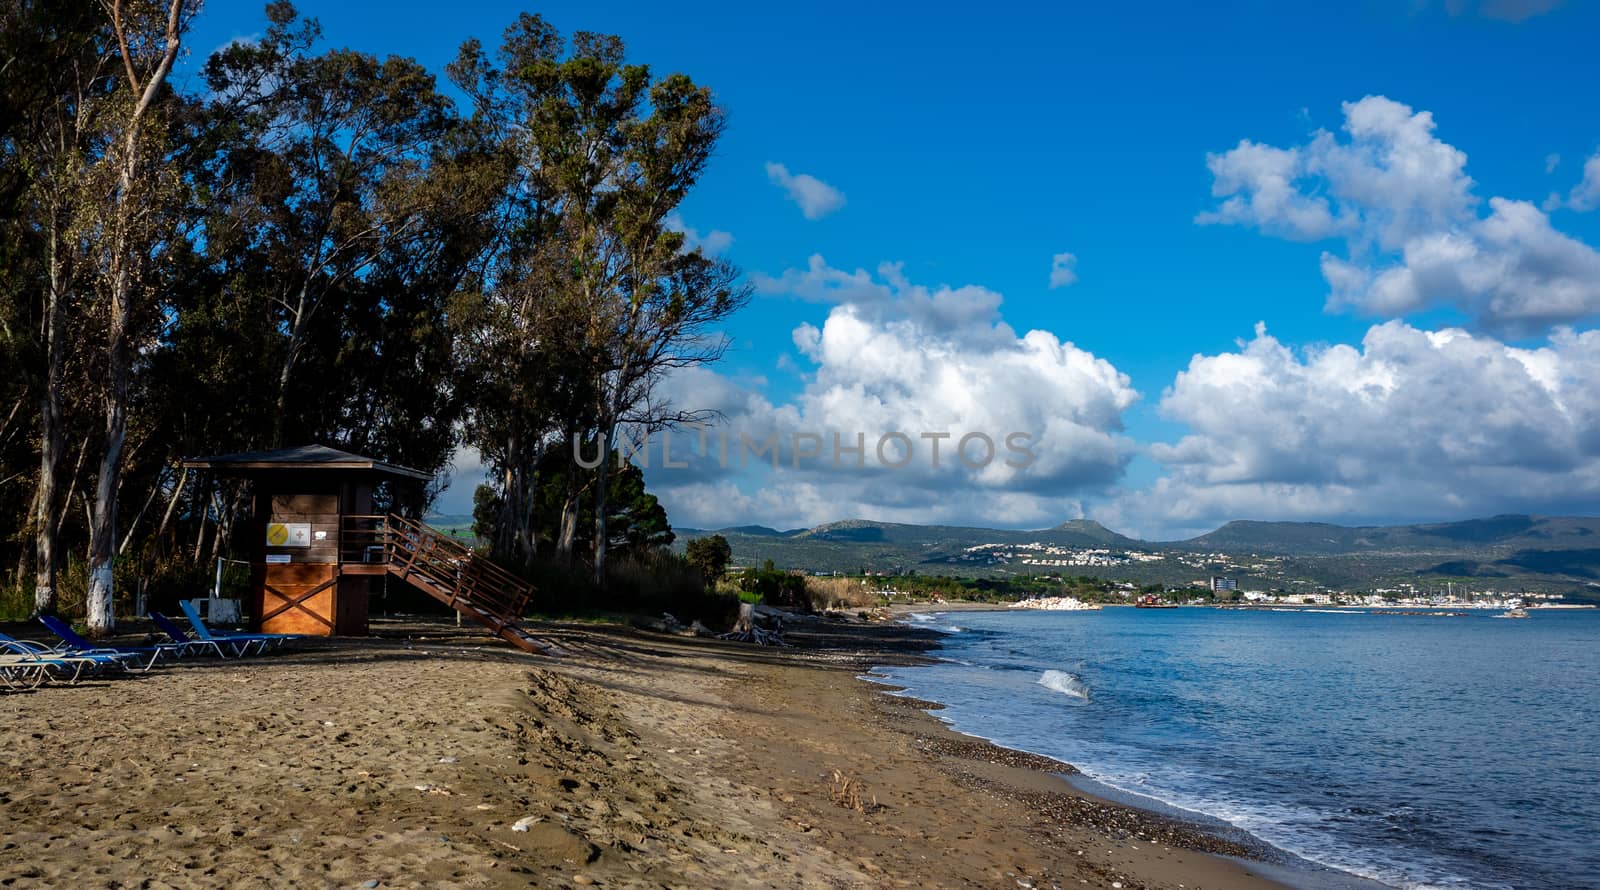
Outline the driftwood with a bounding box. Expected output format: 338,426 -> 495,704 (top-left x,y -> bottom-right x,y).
719,601 -> 786,646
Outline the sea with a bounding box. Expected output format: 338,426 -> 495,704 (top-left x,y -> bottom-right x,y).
874,607 -> 1600,890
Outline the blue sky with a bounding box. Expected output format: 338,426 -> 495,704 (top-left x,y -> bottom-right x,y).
182,1 -> 1600,537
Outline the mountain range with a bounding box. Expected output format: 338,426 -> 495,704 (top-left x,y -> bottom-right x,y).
675,514 -> 1600,597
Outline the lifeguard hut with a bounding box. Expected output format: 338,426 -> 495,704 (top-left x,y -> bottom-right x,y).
181,445 -> 550,654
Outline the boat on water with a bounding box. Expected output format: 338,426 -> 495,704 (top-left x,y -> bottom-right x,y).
1493,607 -> 1529,619
1133,594 -> 1178,609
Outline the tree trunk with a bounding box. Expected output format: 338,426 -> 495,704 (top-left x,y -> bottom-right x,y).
86,267 -> 130,636
208,485 -> 244,568
494,459 -> 516,563
556,491 -> 579,564
591,421 -> 616,586
270,296 -> 305,448
192,475 -> 210,565
518,464 -> 538,563
118,464 -> 167,555
555,432 -> 581,563
87,0 -> 186,636
150,465 -> 188,560
33,222 -> 66,615
731,600 -> 756,634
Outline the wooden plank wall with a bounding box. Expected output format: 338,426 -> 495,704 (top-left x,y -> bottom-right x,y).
254,563 -> 339,636
266,493 -> 339,564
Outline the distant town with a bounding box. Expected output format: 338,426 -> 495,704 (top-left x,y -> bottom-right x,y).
946,542 -> 1577,606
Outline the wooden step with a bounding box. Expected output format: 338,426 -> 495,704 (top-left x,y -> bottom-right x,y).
378,514 -> 555,657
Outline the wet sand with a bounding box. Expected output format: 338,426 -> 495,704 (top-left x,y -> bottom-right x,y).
1,616 -> 1289,888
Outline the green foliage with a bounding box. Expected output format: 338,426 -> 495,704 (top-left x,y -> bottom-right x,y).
474,457 -> 671,566
0,4 -> 752,622
605,462 -> 674,556
514,547 -> 734,628
472,484 -> 499,544
446,14 -> 748,582
684,534 -> 732,581
737,561 -> 812,612
0,583 -> 30,622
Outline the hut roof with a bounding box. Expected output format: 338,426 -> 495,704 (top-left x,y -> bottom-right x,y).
181,444 -> 431,481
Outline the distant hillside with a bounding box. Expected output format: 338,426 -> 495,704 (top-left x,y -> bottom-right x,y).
422,513 -> 478,543
793,518 -> 1140,549
677,518 -> 1146,576
1176,515 -> 1600,555
675,513 -> 1600,598
679,525 -> 801,538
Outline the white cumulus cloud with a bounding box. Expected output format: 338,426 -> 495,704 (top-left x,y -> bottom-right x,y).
1199,96 -> 1600,334
1107,321 -> 1600,537
1049,252 -> 1079,289
1557,149 -> 1600,212
643,258 -> 1140,529
765,162 -> 846,220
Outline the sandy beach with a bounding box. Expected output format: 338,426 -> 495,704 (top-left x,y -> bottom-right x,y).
1,616 -> 1290,889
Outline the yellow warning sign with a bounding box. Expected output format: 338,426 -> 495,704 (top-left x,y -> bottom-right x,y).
265,523 -> 311,547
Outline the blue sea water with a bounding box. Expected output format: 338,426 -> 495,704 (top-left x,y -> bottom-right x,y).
875,608 -> 1600,890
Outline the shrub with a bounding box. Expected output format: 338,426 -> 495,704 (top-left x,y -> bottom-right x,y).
607,549 -> 704,608
805,576 -> 878,610
737,561 -> 812,612
0,582 -> 30,622
684,535 -> 732,581
518,548 -> 739,629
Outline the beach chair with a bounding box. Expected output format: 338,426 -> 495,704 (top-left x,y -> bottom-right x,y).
37,616 -> 174,672
148,611 -> 244,657
179,600 -> 299,655
0,634 -> 122,682
0,653 -> 53,690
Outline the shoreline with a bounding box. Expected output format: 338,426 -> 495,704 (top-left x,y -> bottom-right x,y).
878,608 -> 1396,890
2,614 -> 1329,888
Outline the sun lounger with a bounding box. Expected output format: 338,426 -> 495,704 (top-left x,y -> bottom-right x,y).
37,616 -> 175,672
0,634 -> 120,682
0,651 -> 58,689
148,611 -> 244,657
179,600 -> 299,654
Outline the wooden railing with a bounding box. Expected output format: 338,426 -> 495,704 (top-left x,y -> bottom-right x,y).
339,514 -> 545,653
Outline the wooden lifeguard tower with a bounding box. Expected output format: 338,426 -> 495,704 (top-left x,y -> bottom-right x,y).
181,445 -> 552,654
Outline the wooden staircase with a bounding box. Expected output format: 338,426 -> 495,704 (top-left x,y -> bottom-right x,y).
346,514 -> 556,655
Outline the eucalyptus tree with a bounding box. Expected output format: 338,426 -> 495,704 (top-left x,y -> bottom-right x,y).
81,0 -> 194,634
198,1 -> 487,465
447,22 -> 594,567
0,0 -> 115,614
450,14 -> 749,581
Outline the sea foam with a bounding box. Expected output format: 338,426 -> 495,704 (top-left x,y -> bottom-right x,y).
1038,669 -> 1089,702
904,612 -> 962,633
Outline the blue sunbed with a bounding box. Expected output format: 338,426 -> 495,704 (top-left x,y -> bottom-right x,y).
179,600 -> 300,654
37,616 -> 176,672
148,611 -> 243,657
0,632 -> 129,680
0,641 -> 95,686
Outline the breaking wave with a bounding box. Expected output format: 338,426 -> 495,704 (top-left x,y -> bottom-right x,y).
905,612 -> 962,633
1038,669 -> 1089,702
